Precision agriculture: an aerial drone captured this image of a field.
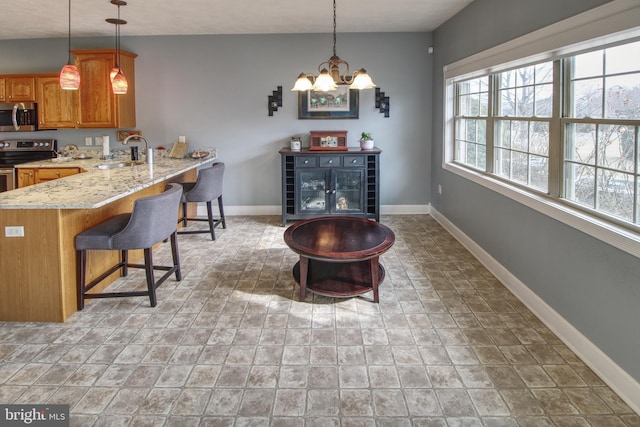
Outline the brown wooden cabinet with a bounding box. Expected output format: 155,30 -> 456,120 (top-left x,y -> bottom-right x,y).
36,75 -> 78,129
0,75 -> 36,102
71,49 -> 137,128
17,168 -> 36,188
17,167 -> 82,188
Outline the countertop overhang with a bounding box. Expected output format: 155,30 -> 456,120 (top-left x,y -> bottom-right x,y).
1,155 -> 217,210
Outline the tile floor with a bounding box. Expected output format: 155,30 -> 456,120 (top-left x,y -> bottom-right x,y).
0,215 -> 638,427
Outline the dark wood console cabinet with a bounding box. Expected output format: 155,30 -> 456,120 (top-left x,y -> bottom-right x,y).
279,147 -> 381,226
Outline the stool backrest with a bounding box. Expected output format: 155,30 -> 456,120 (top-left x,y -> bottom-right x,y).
112,183 -> 183,249
186,162 -> 225,201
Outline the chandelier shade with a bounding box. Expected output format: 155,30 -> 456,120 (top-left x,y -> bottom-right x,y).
59,0 -> 80,90
291,0 -> 375,92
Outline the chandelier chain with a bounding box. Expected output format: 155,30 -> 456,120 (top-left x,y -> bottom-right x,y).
332,0 -> 337,57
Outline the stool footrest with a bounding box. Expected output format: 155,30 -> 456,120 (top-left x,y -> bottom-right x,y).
84,264 -> 178,300
84,260 -> 127,293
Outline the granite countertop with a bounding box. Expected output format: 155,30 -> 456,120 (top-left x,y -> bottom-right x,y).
1,151 -> 217,210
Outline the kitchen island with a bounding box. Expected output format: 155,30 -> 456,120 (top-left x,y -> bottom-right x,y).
0,153 -> 216,322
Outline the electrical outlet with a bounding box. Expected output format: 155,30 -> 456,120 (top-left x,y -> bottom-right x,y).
438,184 -> 442,195
95,137 -> 103,146
5,226 -> 24,237
85,137 -> 93,146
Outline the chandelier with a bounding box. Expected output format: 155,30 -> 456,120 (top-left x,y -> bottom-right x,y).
291,0 -> 375,92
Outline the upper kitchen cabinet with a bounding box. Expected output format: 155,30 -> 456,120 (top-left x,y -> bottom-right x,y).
0,75 -> 36,102
36,75 -> 77,129
71,49 -> 137,128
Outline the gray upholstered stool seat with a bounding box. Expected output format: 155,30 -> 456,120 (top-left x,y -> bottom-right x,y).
75,183 -> 183,310
178,162 -> 226,240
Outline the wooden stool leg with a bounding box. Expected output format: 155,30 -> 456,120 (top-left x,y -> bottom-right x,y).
218,195 -> 226,229
206,201 -> 215,240
170,232 -> 182,281
77,250 -> 86,310
144,248 -> 157,307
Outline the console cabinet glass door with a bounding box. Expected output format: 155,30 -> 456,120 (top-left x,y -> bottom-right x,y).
298,170 -> 328,213
297,169 -> 365,215
335,170 -> 363,213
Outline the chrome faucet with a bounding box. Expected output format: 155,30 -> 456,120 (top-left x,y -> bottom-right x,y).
122,135 -> 153,165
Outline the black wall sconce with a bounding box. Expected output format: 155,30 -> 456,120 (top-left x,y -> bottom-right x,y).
375,88 -> 390,118
268,86 -> 283,116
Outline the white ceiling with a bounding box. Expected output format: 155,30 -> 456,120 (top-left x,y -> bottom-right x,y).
0,0 -> 473,41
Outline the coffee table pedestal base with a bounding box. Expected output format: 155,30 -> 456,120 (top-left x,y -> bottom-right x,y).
293,258 -> 385,302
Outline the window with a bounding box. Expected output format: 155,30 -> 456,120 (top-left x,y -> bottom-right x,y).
450,40 -> 640,229
563,42 -> 640,224
454,77 -> 488,170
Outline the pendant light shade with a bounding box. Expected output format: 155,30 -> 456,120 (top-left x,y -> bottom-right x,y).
60,64 -> 80,90
292,73 -> 314,92
349,69 -> 376,90
59,0 -> 80,90
313,69 -> 338,92
111,70 -> 128,94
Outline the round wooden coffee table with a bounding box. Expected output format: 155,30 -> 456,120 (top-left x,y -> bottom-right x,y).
284,216 -> 395,302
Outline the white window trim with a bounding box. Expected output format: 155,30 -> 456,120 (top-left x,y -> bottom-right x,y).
442,0 -> 640,259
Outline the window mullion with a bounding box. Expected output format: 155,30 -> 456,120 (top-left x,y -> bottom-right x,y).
549,60 -> 562,198
486,76 -> 495,174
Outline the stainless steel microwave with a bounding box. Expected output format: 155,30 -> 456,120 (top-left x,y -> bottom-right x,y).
0,102 -> 38,132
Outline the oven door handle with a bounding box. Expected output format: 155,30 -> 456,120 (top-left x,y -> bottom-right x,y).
12,103 -> 20,131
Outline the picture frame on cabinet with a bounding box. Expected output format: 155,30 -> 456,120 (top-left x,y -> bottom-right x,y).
298,86 -> 359,119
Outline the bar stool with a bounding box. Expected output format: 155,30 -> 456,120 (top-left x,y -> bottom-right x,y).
75,183 -> 183,310
177,162 -> 226,240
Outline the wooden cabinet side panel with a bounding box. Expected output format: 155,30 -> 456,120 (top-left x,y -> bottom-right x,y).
0,78 -> 5,101
117,53 -> 136,128
0,210 -> 65,322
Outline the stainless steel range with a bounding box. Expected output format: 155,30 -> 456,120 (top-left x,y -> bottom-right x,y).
0,139 -> 57,192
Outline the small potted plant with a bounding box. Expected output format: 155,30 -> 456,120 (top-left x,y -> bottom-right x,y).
360,132 -> 374,150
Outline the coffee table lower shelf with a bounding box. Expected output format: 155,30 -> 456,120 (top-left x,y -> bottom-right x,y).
293,258 -> 385,300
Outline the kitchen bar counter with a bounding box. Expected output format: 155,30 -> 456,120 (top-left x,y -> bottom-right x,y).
4,154 -> 216,209
0,152 -> 216,322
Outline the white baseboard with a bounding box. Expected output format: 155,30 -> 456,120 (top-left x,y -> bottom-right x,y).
430,207 -> 640,415
196,204 -> 431,216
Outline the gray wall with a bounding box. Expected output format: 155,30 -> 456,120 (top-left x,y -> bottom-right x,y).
0,32 -> 432,208
431,0 -> 640,381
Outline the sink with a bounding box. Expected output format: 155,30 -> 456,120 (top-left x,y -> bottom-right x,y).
95,161 -> 145,170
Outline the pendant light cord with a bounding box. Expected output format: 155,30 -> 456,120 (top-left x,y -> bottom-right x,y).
116,3 -> 121,68
67,0 -> 72,64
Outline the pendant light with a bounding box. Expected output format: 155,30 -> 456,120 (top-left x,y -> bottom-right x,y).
106,0 -> 128,95
59,0 -> 80,90
292,0 -> 375,92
